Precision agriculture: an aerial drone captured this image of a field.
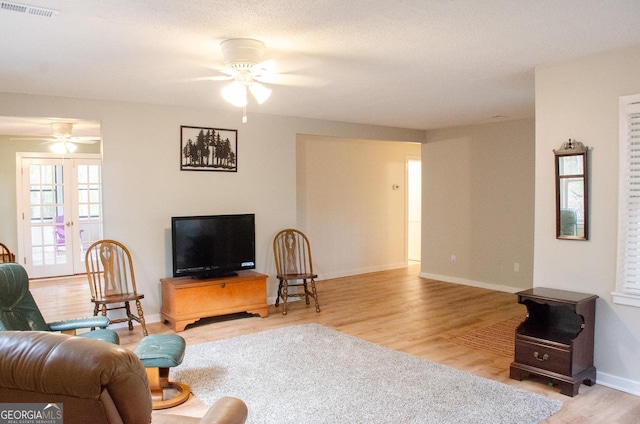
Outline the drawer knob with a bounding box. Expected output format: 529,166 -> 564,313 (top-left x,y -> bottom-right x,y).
220,283 -> 226,288
534,351 -> 549,362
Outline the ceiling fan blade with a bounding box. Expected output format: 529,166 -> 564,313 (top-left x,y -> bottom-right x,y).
69,137 -> 100,144
209,75 -> 234,81
10,136 -> 99,144
9,136 -> 55,141
256,73 -> 328,87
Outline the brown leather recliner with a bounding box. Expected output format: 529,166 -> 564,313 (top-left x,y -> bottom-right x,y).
0,331 -> 248,424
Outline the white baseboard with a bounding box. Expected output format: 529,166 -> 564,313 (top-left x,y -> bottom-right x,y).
596,371 -> 640,397
263,263 -> 407,305
267,295 -> 301,305
419,272 -> 521,293
319,262 -> 409,281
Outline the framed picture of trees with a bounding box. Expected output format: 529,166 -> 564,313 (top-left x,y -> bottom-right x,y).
180,125 -> 238,172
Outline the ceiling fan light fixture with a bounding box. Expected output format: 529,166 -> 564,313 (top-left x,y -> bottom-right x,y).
50,141 -> 77,154
222,81 -> 248,107
249,82 -> 272,104
218,38 -> 273,121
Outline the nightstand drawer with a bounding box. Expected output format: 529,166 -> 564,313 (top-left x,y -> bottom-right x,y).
515,339 -> 571,375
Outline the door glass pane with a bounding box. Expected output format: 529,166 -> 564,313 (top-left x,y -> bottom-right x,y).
42,165 -> 53,184
30,205 -> 40,221
78,188 -> 88,203
32,246 -> 43,265
42,190 -> 53,204
89,166 -> 100,183
30,190 -> 41,205
78,165 -> 87,184
29,166 -> 40,183
42,225 -> 55,245
31,226 -> 42,245
89,185 -> 100,202
43,246 -> 56,265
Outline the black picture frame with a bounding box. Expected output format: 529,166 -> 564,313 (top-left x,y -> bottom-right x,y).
180,125 -> 238,172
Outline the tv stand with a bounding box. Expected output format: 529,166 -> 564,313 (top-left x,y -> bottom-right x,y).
161,270 -> 268,332
192,271 -> 238,280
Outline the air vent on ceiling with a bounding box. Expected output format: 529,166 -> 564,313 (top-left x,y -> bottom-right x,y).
0,1 -> 59,19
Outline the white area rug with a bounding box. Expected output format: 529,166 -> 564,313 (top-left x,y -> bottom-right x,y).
173,324 -> 562,423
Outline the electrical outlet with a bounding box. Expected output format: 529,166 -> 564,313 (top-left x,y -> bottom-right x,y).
450,255 -> 456,264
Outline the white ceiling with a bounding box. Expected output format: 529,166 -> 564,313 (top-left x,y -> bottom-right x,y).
1,0 -> 640,133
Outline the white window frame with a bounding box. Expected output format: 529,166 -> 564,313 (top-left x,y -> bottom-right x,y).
614,93 -> 640,307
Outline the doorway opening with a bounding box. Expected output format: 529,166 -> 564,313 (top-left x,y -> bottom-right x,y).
407,157 -> 421,264
0,116 -> 102,279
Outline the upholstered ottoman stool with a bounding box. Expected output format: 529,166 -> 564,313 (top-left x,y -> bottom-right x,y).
134,334 -> 190,410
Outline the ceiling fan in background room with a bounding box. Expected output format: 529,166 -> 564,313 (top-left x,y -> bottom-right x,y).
10,121 -> 100,154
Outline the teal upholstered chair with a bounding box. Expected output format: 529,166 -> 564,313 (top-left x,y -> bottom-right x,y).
0,262 -> 118,344
0,262 -> 192,409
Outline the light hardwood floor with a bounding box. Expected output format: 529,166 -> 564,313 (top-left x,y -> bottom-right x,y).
30,266 -> 640,423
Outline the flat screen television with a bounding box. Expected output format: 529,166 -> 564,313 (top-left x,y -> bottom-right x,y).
171,214 -> 255,279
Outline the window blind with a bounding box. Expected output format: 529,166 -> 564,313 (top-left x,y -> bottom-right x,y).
615,95 -> 640,306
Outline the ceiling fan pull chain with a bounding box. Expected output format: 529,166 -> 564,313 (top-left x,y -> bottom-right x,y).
242,106 -> 248,123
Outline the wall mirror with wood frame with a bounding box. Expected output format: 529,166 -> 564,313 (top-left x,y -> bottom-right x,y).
554,139 -> 589,240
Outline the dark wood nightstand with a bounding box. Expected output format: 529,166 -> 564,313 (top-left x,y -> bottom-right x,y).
509,287 -> 597,396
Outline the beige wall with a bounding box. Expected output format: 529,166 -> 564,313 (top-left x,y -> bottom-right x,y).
535,45 -> 640,394
297,135 -> 421,279
0,92 -> 424,318
421,118 -> 535,292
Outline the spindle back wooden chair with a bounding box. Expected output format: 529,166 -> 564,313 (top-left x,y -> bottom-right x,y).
0,243 -> 15,263
85,239 -> 148,336
273,229 -> 320,315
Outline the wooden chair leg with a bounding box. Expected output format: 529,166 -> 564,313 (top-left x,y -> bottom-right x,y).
124,301 -> 134,330
135,299 -> 148,336
282,279 -> 289,315
275,279 -> 283,307
91,303 -> 100,330
311,280 -> 320,313
303,279 -> 310,304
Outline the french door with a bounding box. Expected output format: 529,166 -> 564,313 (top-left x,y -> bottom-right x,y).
17,154 -> 103,278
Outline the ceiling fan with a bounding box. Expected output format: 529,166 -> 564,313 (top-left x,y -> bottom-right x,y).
212,38 -> 274,122
11,122 -> 100,153
200,38 -> 326,122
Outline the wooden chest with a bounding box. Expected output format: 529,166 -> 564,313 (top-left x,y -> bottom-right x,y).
160,271 -> 268,332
